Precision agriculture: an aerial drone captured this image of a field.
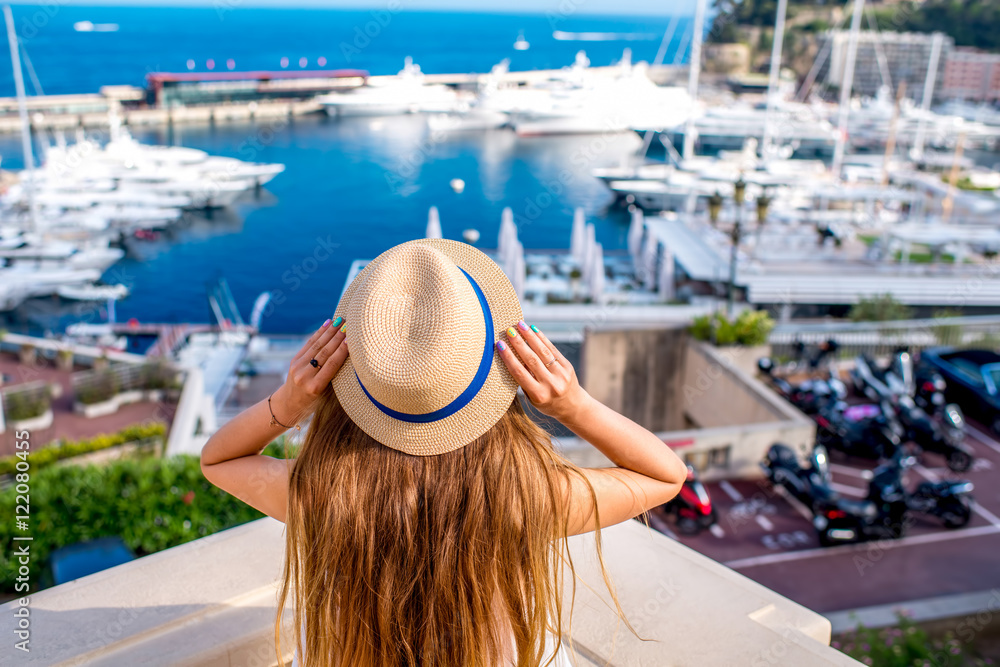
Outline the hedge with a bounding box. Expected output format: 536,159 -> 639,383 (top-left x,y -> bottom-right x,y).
0,446 -> 293,594
0,423 -> 168,477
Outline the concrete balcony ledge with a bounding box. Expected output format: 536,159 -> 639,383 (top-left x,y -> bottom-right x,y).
0,518 -> 859,666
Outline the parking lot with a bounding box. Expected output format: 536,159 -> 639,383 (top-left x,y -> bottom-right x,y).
650,417 -> 1000,615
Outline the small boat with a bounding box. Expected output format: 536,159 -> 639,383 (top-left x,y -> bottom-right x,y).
57,283 -> 130,302
514,31 -> 530,51
73,21 -> 120,32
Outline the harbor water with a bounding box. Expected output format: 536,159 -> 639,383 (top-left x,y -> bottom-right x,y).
0,6 -> 688,333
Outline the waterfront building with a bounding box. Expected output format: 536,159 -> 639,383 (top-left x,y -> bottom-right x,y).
818,30 -> 953,100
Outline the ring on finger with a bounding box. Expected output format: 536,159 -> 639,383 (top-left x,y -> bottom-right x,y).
543,356 -> 556,367
310,358 -> 322,369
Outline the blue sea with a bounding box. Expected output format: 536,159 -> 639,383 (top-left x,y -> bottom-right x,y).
0,5 -> 690,334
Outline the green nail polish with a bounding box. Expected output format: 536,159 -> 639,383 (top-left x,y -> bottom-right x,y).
530,325 -> 539,334
332,316 -> 343,328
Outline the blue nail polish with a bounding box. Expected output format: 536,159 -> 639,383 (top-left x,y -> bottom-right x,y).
332,316 -> 343,328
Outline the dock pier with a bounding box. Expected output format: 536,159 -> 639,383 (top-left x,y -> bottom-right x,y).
0,64 -> 685,134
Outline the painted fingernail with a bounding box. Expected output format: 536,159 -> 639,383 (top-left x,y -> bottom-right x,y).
322,318 -> 331,327
530,324 -> 539,334
332,316 -> 343,328
517,320 -> 529,331
507,327 -> 518,339
496,340 -> 507,351
341,324 -> 348,334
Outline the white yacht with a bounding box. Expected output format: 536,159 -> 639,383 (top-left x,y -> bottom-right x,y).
318,58 -> 462,117
498,51 -> 696,136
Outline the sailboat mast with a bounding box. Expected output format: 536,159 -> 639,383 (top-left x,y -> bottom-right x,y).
831,0 -> 865,178
761,0 -> 789,158
682,0 -> 707,161
911,31 -> 944,161
4,4 -> 37,232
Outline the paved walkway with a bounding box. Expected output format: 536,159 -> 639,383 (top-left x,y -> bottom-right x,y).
0,353 -> 175,456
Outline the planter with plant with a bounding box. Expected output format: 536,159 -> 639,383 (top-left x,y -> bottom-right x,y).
18,344 -> 37,366
56,348 -> 75,372
3,387 -> 53,431
74,371 -> 122,418
689,310 -> 776,376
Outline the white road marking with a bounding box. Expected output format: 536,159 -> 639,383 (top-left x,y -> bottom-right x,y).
719,480 -> 744,502
829,463 -> 873,480
829,482 -> 868,497
709,524 -> 725,539
755,515 -> 775,531
914,465 -> 1000,529
770,485 -> 815,521
725,524 -> 1000,569
966,426 -> 1000,457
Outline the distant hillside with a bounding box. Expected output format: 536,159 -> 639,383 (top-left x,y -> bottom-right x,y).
871,0 -> 1000,52
710,0 -> 1000,53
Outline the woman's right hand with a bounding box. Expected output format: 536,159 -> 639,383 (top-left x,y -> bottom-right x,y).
495,321 -> 591,425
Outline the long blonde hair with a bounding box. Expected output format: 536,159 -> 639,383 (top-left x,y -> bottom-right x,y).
275,386 -> 618,666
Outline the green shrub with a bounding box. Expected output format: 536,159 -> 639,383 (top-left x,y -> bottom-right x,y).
76,371 -> 120,405
0,453 -> 266,594
140,361 -> 177,391
690,310 -> 775,347
850,294 -> 913,322
0,423 -> 167,476
836,614 -> 991,666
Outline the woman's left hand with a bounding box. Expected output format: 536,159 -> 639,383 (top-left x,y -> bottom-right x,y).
270,317 -> 349,424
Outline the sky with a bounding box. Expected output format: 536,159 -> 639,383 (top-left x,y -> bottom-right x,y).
8,0 -> 695,16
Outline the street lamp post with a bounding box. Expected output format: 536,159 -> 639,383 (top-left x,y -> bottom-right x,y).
708,191 -> 723,227
727,175 -> 747,316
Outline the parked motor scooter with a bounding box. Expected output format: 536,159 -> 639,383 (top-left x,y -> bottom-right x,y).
661,466 -> 718,535
757,358 -> 846,415
813,451 -> 974,546
853,351 -> 973,471
761,443 -> 837,512
813,399 -> 903,461
914,363 -> 949,415
886,394 -> 973,472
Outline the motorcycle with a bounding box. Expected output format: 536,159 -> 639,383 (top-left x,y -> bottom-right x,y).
761,443 -> 838,512
886,394 -> 973,472
813,452 -> 974,546
813,399 -> 903,461
757,358 -> 846,415
853,351 -> 973,472
914,364 -> 948,415
789,338 -> 841,374
852,350 -> 915,400
662,466 -> 718,535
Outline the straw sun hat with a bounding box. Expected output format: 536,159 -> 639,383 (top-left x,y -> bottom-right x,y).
332,238 -> 523,456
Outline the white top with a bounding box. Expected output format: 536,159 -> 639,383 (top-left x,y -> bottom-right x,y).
290,621 -> 574,666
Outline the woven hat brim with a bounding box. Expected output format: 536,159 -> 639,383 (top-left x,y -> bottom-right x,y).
332,238 -> 522,456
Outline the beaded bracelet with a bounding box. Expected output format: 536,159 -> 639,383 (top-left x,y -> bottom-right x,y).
267,393 -> 301,431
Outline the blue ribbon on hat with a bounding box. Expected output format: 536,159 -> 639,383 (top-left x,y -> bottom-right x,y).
354,267 -> 494,424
